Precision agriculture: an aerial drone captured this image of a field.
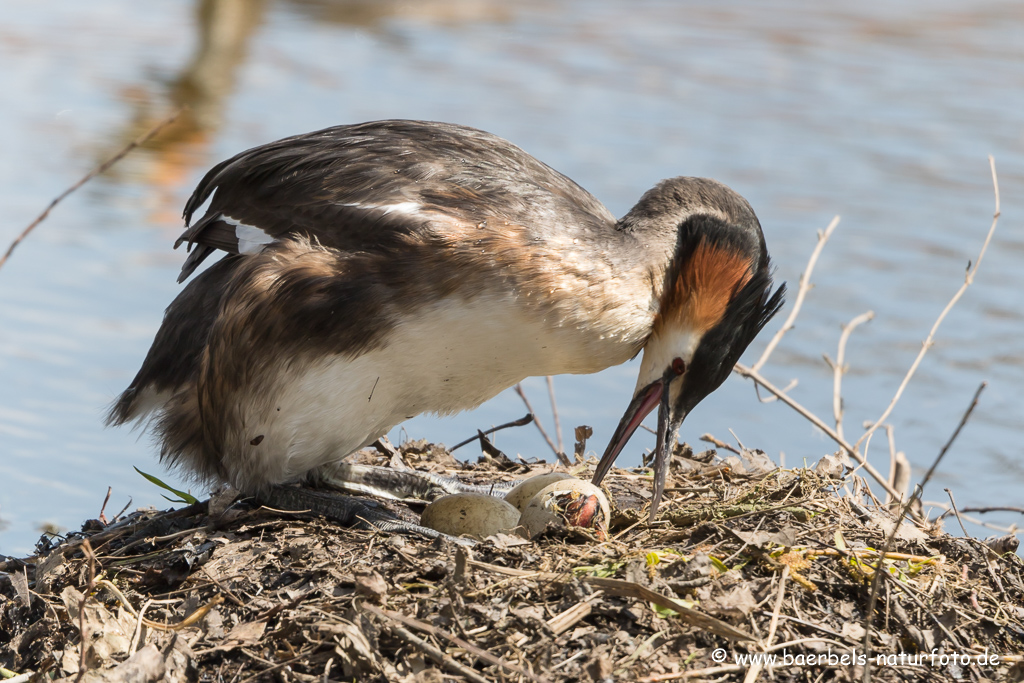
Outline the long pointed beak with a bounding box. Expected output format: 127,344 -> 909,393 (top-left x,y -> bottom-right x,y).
591,379 -> 662,488
592,371 -> 687,523
649,378 -> 673,522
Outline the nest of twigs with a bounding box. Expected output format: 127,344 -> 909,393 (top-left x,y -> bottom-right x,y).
2,439 -> 1022,683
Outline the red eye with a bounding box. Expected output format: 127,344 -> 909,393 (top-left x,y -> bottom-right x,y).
672,357 -> 686,376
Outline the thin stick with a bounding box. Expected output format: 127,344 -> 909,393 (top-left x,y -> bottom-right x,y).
384,623 -> 489,683
752,377 -> 798,404
932,382 -> 987,475
733,362 -> 902,503
751,215 -> 840,372
98,486 -> 113,525
954,506 -> 1024,516
727,429 -> 747,452
638,665 -> 744,682
826,311 -> 874,441
857,157 -> 1000,450
514,383 -> 571,466
364,603 -> 551,683
883,424 -> 898,502
924,503 -> 1021,534
945,489 -> 970,537
546,376 -> 564,454
860,381 -> 986,683
236,653 -> 307,683
0,109 -> 183,273
74,540 -> 100,683
449,413 -> 534,451
700,433 -> 741,456
129,599 -> 153,656
764,565 -> 789,648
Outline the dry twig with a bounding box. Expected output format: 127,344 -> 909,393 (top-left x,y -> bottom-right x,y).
449,413 -> 534,451
732,363 -> 903,504
860,381 -> 986,683
856,156 -> 1000,450
546,375 -> 565,454
945,488 -> 970,537
824,311 -> 874,441
700,433 -> 742,456
74,540 -> 100,683
751,216 -> 840,372
0,109 -> 183,273
514,383 -> 572,466
363,603 -> 552,683
735,157 -> 1001,513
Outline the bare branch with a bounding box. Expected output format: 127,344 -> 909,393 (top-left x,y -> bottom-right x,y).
830,311 -> 874,440
700,433 -> 742,455
860,381 -> 985,682
733,362 -> 903,504
925,501 -> 1023,534
932,382 -> 987,476
856,157 -> 1000,449
945,489 -> 970,536
514,384 -> 572,466
546,376 -> 564,454
0,109 -> 184,273
750,215 -> 840,372
450,413 -> 534,451
752,377 -> 798,403
882,424 -> 910,505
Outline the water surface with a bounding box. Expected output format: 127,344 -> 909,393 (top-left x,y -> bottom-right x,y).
1,0 -> 1022,554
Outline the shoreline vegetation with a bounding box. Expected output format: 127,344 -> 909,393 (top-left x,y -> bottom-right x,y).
2,117 -> 1021,681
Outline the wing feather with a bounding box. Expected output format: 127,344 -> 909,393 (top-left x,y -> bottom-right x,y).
173,120 -> 614,280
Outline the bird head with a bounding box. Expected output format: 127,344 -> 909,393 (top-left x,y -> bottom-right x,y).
592,181 -> 785,521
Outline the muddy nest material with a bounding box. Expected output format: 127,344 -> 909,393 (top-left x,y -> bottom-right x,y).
2,441 -> 1023,682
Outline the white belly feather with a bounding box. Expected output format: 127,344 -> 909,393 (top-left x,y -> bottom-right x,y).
226,295 -> 643,490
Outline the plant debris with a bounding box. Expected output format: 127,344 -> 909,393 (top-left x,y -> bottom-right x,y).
2,440 -> 1022,682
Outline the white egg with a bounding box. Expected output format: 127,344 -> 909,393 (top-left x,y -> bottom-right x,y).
420,493 -> 521,538
503,472 -> 575,512
517,479 -> 611,541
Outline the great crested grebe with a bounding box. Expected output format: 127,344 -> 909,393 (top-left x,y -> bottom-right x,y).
109,120 -> 784,525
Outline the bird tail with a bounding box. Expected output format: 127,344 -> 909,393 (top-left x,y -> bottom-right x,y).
106,254 -> 241,427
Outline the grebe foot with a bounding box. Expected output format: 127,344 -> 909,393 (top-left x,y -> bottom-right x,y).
261,484 -> 476,546
314,463 -> 517,502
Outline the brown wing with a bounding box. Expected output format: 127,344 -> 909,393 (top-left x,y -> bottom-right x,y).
174,119 -> 615,281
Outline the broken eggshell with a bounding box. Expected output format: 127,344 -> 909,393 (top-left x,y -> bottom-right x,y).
502,471 -> 575,513
517,479 -> 610,541
419,493 -> 520,538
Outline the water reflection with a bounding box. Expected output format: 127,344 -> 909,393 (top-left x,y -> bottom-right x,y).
283,0 -> 514,28
101,0 -> 518,222
95,0 -> 265,226
172,0 -> 268,133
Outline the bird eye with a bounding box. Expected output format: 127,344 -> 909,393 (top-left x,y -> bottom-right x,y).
672,357 -> 686,376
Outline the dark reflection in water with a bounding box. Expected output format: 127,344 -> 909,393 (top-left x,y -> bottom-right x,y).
284,0 -> 514,28
171,0 -> 268,133
0,0 -> 1022,554
98,0 -> 267,226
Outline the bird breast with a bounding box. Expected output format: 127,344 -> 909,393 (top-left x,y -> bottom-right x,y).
222,291 -> 649,490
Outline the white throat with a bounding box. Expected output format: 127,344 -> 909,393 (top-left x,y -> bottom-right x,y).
635,326 -> 702,396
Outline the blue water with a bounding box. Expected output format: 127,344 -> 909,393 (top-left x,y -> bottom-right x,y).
2,0 -> 1022,555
